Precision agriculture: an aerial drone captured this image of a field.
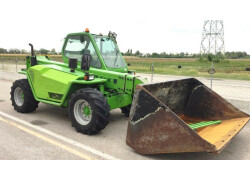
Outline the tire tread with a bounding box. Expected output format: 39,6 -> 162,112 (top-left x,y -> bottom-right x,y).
69,88 -> 109,135
10,79 -> 39,113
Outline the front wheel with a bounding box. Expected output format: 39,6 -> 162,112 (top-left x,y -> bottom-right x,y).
69,88 -> 109,135
10,79 -> 39,113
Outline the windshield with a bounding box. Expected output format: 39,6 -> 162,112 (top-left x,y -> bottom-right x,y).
93,35 -> 126,68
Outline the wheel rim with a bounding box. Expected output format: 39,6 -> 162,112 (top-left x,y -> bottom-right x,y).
14,87 -> 24,106
74,99 -> 92,125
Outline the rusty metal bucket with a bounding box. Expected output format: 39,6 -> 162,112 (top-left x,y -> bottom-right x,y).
126,78 -> 249,154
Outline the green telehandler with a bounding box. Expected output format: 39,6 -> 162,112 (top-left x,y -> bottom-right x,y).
11,29 -> 249,154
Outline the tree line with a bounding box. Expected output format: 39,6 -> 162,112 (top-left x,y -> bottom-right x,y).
1,47 -> 250,59
122,49 -> 250,59
0,48 -> 58,55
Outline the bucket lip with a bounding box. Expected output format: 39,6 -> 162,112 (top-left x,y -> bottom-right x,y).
138,77 -> 202,87
207,117 -> 250,153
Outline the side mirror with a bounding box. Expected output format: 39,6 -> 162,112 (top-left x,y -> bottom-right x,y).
68,58 -> 77,72
81,54 -> 91,71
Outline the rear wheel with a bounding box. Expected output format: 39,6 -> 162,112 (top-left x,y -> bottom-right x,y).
10,79 -> 39,113
69,88 -> 109,135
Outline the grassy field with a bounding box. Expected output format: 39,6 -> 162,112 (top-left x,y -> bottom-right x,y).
1,54 -> 250,80
125,57 -> 250,80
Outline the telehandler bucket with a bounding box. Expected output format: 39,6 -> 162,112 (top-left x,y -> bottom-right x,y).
126,78 -> 249,154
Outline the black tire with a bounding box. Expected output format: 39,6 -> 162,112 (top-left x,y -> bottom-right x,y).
121,105 -> 131,117
69,88 -> 110,135
10,79 -> 39,113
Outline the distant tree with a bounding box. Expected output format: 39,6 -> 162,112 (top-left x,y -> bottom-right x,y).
21,49 -> 28,54
169,53 -> 175,58
151,52 -> 160,58
134,50 -> 142,57
50,48 -> 57,55
124,49 -> 131,56
8,48 -> 21,54
160,52 -> 166,58
179,52 -> 185,58
207,54 -> 214,62
198,53 -> 225,63
38,48 -> 49,54
0,48 -> 8,54
225,51 -> 248,59
214,52 -> 225,63
124,49 -> 133,56
34,49 -> 39,54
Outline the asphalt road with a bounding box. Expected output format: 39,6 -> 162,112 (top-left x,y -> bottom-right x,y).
0,72 -> 249,160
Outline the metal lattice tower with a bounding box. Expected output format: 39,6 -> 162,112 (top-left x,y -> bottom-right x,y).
200,20 -> 225,55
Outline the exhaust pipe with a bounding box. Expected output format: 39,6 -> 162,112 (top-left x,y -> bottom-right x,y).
29,43 -> 34,57
29,43 -> 37,66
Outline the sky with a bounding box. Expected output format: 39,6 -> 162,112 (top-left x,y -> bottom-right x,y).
0,0 -> 250,54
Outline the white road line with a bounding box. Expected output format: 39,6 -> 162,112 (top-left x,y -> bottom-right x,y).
0,111 -> 120,160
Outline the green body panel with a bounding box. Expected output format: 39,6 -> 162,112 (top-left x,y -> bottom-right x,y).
20,32 -> 145,110
28,65 -> 79,102
107,94 -> 132,110
21,64 -> 107,107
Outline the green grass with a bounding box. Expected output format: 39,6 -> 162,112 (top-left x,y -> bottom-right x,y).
126,58 -> 250,81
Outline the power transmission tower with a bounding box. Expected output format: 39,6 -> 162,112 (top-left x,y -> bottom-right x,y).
200,20 -> 225,55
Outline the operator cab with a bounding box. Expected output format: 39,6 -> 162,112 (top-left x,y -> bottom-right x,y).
62,31 -> 127,72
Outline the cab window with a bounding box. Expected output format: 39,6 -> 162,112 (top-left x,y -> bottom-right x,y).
64,35 -> 101,68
